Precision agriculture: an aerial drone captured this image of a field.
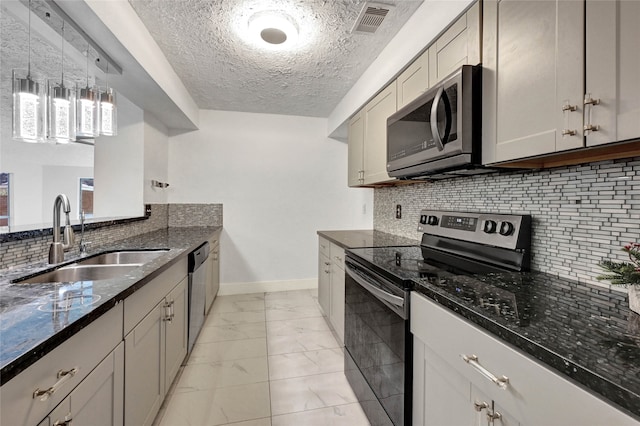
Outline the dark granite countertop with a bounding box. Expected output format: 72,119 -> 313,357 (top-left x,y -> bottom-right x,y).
317,229 -> 419,249
0,226 -> 221,385
413,271 -> 640,419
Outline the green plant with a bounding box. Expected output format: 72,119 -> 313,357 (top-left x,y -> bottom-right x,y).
597,243 -> 640,286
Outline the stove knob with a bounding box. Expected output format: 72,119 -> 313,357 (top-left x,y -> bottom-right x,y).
420,215 -> 428,225
427,215 -> 439,226
499,221 -> 515,236
483,220 -> 497,234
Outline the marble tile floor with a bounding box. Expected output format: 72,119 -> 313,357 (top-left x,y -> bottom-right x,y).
153,289 -> 371,426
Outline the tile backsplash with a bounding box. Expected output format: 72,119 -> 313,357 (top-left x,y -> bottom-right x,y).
374,157 -> 640,286
0,203 -> 223,271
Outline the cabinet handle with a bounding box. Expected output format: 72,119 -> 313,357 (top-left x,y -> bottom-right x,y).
584,96 -> 600,106
324,261 -> 331,266
461,354 -> 509,389
213,251 -> 219,261
562,129 -> 577,136
334,256 -> 343,262
562,104 -> 577,112
584,124 -> 600,132
324,269 -> 330,274
163,301 -> 174,322
474,401 -> 489,412
53,413 -> 73,425
487,410 -> 502,424
33,367 -> 78,401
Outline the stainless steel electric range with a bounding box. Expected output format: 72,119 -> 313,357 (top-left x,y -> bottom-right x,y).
344,210 -> 532,426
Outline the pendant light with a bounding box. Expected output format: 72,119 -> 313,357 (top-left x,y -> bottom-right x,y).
99,63 -> 117,136
12,0 -> 46,143
47,21 -> 75,144
76,45 -> 100,139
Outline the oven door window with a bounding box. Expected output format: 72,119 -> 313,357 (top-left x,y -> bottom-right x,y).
344,272 -> 408,426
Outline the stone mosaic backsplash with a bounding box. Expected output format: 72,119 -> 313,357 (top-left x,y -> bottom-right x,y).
374,157 -> 640,287
169,203 -> 223,227
0,203 -> 223,271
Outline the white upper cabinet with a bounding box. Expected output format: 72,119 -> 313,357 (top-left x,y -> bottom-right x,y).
396,50 -> 430,110
363,82 -> 397,186
347,111 -> 365,187
428,1 -> 481,87
483,0 -> 584,164
585,0 -> 640,147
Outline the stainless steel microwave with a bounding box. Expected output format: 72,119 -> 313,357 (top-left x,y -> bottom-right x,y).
386,65 -> 483,179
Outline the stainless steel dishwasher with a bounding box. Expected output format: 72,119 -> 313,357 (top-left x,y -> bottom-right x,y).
187,242 -> 210,355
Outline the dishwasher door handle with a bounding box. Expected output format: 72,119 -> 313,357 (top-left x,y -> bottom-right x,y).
346,265 -> 404,308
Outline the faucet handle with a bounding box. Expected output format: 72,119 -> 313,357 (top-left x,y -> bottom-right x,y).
80,241 -> 91,255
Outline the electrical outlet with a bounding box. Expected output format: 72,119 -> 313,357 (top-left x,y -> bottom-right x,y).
395,204 -> 402,219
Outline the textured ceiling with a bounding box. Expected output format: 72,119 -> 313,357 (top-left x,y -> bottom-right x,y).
128,0 -> 423,117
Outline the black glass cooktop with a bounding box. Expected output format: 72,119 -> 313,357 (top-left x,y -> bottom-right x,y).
347,246 -> 534,326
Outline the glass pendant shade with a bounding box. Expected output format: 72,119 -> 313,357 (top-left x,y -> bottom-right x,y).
47,80 -> 76,143
99,88 -> 117,136
12,70 -> 46,143
76,86 -> 100,138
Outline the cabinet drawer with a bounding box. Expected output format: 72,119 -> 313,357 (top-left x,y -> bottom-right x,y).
410,292 -> 636,425
124,257 -> 187,335
1,303 -> 123,426
318,237 -> 330,259
329,243 -> 345,270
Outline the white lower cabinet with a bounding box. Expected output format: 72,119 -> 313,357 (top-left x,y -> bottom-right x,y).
205,237 -> 220,314
317,237 -> 345,344
1,304 -> 123,426
411,292 -> 637,426
41,343 -> 124,426
124,275 -> 188,426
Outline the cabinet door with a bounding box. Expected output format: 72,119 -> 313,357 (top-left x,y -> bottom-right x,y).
348,111 -> 365,187
44,344 -> 124,426
396,50 -> 430,109
429,1 -> 481,87
363,82 -> 397,185
125,302 -> 165,426
318,252 -> 331,317
483,0 -> 584,163
165,277 -> 188,393
413,339 -> 473,426
329,262 -> 345,344
585,0 -> 640,146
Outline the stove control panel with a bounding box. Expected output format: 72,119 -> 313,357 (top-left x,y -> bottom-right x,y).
417,209 -> 531,250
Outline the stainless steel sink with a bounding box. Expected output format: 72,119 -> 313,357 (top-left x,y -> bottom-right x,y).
77,249 -> 168,265
18,264 -> 141,284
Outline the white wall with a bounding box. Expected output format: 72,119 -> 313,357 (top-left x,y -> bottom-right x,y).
144,112 -> 169,204
168,110 -> 373,287
93,93 -> 145,218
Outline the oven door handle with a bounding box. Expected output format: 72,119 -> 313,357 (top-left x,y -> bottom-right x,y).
345,265 -> 405,308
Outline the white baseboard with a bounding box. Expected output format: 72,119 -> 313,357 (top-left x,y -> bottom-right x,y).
218,278 -> 317,296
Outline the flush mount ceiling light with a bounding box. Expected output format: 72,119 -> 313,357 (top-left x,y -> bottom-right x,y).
248,12 -> 299,48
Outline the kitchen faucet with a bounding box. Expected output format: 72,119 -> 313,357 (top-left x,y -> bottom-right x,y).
49,194 -> 75,264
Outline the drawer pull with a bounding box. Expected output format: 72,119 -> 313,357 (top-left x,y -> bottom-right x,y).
33,367 -> 78,401
461,354 -> 509,390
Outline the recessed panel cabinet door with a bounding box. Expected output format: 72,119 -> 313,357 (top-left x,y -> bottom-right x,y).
585,0 -> 640,146
484,0 -> 584,163
348,111 -> 365,187
396,50 -> 430,109
165,277 -> 188,393
363,82 -> 397,185
125,302 -> 165,426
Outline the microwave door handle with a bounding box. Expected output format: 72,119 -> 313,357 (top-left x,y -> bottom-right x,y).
430,86 -> 445,151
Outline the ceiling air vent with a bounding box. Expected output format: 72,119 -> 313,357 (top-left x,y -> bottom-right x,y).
351,2 -> 393,34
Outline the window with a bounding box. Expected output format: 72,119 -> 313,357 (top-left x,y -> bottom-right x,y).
0,173 -> 10,228
79,178 -> 94,218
